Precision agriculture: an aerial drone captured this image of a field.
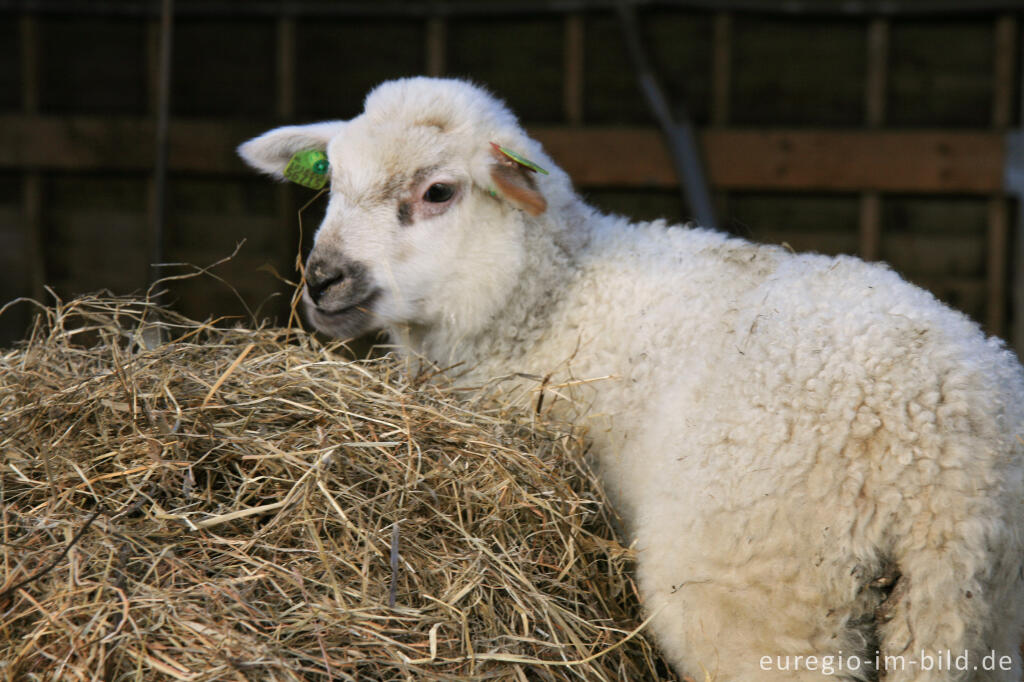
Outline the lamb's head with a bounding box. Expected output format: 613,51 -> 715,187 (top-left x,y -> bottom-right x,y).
238,77 -> 568,343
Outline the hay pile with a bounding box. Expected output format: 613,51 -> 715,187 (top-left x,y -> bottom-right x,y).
0,296 -> 675,681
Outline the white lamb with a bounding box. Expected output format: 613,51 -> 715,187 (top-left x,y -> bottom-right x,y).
239,77 -> 1024,681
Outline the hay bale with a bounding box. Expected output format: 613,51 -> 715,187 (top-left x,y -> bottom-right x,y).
0,296 -> 675,681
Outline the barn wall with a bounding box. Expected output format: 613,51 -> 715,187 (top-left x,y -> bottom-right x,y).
0,3 -> 1019,351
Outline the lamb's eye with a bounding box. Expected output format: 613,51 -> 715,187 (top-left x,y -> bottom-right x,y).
424,183 -> 455,203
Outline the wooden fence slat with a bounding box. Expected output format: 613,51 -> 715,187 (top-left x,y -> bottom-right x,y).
993,14 -> 1016,130
426,17 -> 446,77
20,15 -> 38,113
275,16 -> 297,285
0,116 -> 1008,193
698,130 -> 1004,193
276,17 -> 295,119
20,14 -> 45,302
858,195 -> 881,261
987,197 -> 1009,336
563,13 -> 584,126
990,14 -> 1016,340
540,128 -> 1006,193
710,12 -> 733,229
858,17 -> 888,262
864,18 -> 888,128
22,174 -> 44,301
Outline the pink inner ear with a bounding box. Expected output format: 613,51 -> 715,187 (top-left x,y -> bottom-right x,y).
491,166 -> 547,216
489,146 -> 547,217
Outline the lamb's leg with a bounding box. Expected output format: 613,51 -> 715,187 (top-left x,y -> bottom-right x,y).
635,550 -> 878,682
876,543 -> 1022,682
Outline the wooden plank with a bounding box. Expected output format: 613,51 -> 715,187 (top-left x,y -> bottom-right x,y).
20,14 -> 45,303
859,18 -> 888,262
0,116 -> 260,172
274,15 -> 298,316
563,13 -> 584,126
987,197 -> 1009,336
0,116 -> 1008,193
145,15 -> 160,290
858,194 -> 881,261
146,18 -> 161,114
881,232 -> 986,278
20,15 -> 38,113
425,17 -> 446,77
21,175 -> 44,302
992,14 -> 1016,129
276,17 -> 296,119
864,18 -> 888,127
0,206 -> 31,343
697,129 -> 1004,193
538,128 -> 1006,193
989,15 -> 1015,339
710,12 -> 732,225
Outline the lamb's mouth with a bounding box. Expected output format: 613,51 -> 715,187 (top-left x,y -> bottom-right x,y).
307,290 -> 382,339
316,290 -> 381,319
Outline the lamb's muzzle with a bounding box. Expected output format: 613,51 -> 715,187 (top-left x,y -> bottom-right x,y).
303,252 -> 380,339
305,257 -> 345,306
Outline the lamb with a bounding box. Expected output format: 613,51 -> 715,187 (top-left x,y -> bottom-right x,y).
238,77 -> 1024,681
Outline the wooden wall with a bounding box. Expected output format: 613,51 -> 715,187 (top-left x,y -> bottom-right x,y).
0,3 -> 1019,350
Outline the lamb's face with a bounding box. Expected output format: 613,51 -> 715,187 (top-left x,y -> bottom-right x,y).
302,120 -> 486,339
238,77 -> 552,341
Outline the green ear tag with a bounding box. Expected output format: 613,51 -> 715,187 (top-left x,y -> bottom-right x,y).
284,149 -> 329,189
491,142 -> 549,175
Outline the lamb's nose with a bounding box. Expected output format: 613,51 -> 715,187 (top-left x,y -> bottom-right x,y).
306,260 -> 346,305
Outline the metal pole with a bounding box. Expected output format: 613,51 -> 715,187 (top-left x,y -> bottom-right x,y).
151,0 -> 173,292
616,0 -> 717,229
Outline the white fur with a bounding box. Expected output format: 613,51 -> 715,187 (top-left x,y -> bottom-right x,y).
240,77 -> 1024,681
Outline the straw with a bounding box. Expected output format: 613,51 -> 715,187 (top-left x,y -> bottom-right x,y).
0,295 -> 677,681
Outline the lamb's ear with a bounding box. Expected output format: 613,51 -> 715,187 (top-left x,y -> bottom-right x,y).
237,121 -> 345,179
487,142 -> 548,217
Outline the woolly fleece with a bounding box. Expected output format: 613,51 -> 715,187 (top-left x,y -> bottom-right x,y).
239,77 -> 1024,682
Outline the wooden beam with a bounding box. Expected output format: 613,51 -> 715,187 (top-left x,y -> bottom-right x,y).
21,174 -> 44,302
276,17 -> 296,119
0,116 -> 259,172
0,116 -> 1008,193
864,18 -> 888,127
20,14 -> 45,303
425,17 -> 446,77
20,15 -> 39,113
146,18 -> 161,115
858,194 -> 881,261
859,18 -> 888,262
538,128 -> 1006,193
710,12 -> 733,224
563,13 -> 584,126
987,197 -> 1009,336
145,13 -> 160,291
275,15 -> 298,305
992,14 -> 1016,130
703,130 -> 1003,193
990,14 -> 1016,340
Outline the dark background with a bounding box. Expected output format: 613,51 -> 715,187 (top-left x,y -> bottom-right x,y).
0,0 -> 1020,352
